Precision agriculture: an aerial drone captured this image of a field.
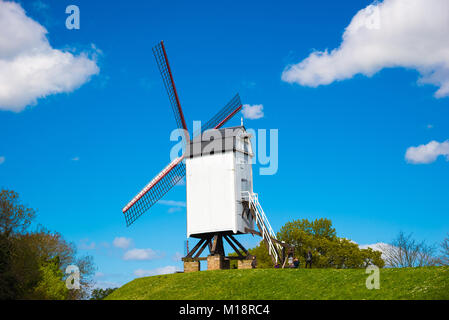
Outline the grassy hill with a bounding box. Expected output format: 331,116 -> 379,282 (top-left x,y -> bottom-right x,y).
106,266 -> 449,300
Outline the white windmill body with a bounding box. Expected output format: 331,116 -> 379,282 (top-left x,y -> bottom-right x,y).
185,126 -> 254,238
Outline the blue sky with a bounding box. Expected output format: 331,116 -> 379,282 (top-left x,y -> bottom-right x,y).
1,0 -> 448,287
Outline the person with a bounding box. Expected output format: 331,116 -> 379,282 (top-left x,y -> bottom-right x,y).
251,256 -> 257,269
305,251 -> 313,269
274,263 -> 280,268
293,257 -> 299,268
287,255 -> 293,268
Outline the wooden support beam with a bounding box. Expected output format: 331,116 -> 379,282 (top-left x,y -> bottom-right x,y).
227,234 -> 249,256
208,239 -> 213,252
223,235 -> 245,258
182,257 -> 207,262
210,235 -> 218,254
183,230 -> 291,266
216,235 -> 225,256
244,227 -> 261,237
186,238 -> 206,258
282,247 -> 288,269
225,256 -> 247,260
195,236 -> 212,258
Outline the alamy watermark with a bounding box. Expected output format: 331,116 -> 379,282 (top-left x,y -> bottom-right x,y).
65,5 -> 80,30
365,265 -> 380,290
65,264 -> 80,290
169,121 -> 278,176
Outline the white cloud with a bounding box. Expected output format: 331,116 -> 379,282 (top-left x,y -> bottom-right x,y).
78,238 -> 96,250
359,242 -> 387,251
242,104 -> 264,120
158,200 -> 186,207
71,157 -> 80,161
158,199 -> 185,213
32,0 -> 49,12
282,0 -> 449,98
242,81 -> 256,89
0,0 -> 99,112
93,271 -> 127,289
405,140 -> 449,164
123,248 -> 160,261
0,156 -> 4,165
172,252 -> 183,262
167,207 -> 182,214
98,241 -> 111,249
94,280 -> 121,290
359,242 -> 391,260
133,266 -> 179,278
113,237 -> 133,249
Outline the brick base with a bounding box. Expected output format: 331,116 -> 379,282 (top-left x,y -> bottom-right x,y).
238,259 -> 253,269
183,261 -> 200,273
207,255 -> 230,270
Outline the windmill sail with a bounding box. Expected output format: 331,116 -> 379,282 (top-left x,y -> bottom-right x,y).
199,93 -> 242,133
122,157 -> 185,227
152,41 -> 189,136
122,94 -> 242,227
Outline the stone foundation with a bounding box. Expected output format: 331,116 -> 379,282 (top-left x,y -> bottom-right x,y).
183,261 -> 200,273
207,255 -> 230,270
238,259 -> 253,269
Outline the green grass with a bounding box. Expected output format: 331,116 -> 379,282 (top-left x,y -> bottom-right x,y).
106,266 -> 449,300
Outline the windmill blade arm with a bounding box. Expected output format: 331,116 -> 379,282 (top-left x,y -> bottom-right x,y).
152,41 -> 189,137
214,101 -> 242,129
122,156 -> 185,226
196,94 -> 242,137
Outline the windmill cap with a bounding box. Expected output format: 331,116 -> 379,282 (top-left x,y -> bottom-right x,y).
185,126 -> 253,158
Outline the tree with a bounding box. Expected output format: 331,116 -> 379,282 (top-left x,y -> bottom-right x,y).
0,189 -> 95,299
0,233 -> 19,299
0,190 -> 38,299
379,231 -> 438,268
277,218 -> 383,268
249,242 -> 274,269
229,241 -> 274,269
90,287 -> 117,300
0,190 -> 35,237
245,218 -> 384,269
19,227 -> 96,299
438,234 -> 449,266
5,232 -> 41,298
28,256 -> 68,300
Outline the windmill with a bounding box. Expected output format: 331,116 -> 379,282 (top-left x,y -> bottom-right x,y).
122,41 -> 292,272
